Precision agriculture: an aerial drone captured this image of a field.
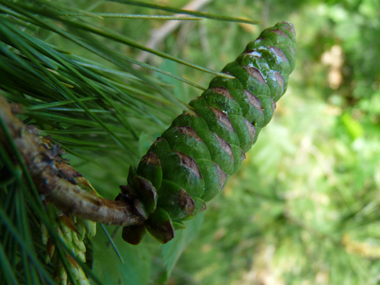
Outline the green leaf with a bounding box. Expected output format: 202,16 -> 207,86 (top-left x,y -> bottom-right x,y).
91,225 -> 152,285
160,212 -> 205,283
156,60 -> 189,102
341,112 -> 364,140
110,0 -> 260,25
59,13 -> 203,20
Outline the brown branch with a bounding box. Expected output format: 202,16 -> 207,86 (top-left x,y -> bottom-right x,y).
0,95 -> 146,226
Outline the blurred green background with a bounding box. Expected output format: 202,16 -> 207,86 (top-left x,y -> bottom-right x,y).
2,0 -> 380,284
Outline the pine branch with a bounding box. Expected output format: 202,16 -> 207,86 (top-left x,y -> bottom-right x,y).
0,94 -> 146,227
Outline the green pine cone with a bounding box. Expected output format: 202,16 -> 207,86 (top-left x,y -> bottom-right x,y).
119,21 -> 296,245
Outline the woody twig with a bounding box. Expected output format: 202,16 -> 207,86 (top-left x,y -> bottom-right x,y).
0,95 -> 146,227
